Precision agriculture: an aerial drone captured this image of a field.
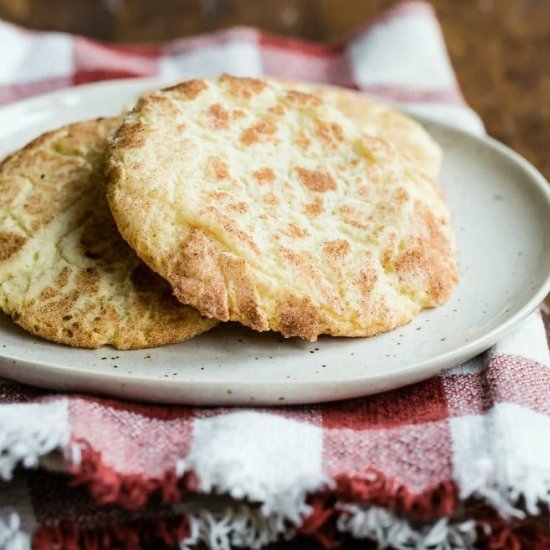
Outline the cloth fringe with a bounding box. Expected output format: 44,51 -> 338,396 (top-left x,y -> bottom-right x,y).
0,514 -> 30,550
0,400 -> 69,480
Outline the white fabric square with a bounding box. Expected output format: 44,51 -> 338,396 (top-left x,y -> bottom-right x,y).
489,312 -> 550,367
349,14 -> 456,89
0,23 -> 73,85
185,411 -> 325,521
450,402 -> 550,517
403,103 -> 485,134
159,41 -> 262,79
0,400 -> 69,481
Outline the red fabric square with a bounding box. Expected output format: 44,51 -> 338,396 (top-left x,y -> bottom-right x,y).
68,397 -> 196,477
73,38 -> 160,85
321,376 -> 449,430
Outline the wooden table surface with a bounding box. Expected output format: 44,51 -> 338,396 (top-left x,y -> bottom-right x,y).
0,1 -> 548,546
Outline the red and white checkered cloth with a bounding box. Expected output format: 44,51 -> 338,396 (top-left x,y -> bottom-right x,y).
1,2 -> 550,549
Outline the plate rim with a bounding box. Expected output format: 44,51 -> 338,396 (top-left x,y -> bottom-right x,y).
0,78 -> 549,403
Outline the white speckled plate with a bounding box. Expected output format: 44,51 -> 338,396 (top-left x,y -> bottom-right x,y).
1,78 -> 550,405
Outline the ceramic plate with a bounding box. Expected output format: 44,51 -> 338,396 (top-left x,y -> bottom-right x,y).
1,78 -> 549,405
